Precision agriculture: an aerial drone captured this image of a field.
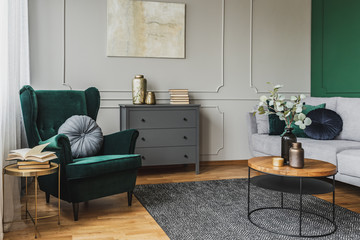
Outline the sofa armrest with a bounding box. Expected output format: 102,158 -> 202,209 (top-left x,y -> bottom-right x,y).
101,129 -> 139,155
247,112 -> 257,135
246,112 -> 258,157
39,134 -> 73,165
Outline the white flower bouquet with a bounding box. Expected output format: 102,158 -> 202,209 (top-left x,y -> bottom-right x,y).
257,83 -> 312,130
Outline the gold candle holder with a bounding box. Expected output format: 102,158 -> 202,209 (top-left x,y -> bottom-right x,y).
145,91 -> 156,105
272,157 -> 284,167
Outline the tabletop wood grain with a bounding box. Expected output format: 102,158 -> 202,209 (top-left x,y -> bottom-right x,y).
248,156 -> 337,177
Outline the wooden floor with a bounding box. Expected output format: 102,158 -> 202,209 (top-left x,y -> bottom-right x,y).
4,161 -> 360,239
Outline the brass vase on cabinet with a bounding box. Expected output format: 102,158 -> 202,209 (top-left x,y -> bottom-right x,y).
132,75 -> 147,104
145,92 -> 156,105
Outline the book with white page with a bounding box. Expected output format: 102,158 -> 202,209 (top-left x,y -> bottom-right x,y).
7,143 -> 57,162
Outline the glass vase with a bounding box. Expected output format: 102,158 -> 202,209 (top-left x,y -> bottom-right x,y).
281,127 -> 297,165
289,142 -> 304,168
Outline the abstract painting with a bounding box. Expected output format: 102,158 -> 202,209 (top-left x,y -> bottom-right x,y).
107,0 -> 185,58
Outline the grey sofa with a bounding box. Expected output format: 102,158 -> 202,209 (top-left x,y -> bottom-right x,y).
247,97 -> 360,187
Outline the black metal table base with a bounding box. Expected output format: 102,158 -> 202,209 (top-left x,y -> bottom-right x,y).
248,207 -> 337,238
247,167 -> 337,238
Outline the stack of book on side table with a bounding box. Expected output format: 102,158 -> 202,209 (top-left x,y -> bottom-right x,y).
16,161 -> 52,169
7,143 -> 57,169
169,89 -> 189,104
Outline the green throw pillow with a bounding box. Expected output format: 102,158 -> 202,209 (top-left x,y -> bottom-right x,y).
268,107 -> 286,135
291,103 -> 326,137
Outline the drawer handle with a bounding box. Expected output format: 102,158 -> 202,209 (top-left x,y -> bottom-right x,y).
183,136 -> 188,140
141,118 -> 146,122
184,154 -> 189,159
141,156 -> 146,160
141,137 -> 146,141
183,117 -> 188,122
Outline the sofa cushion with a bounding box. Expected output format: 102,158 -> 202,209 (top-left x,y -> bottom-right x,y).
337,150 -> 360,178
251,133 -> 360,165
304,109 -> 343,140
336,97 -> 360,141
66,154 -> 141,180
291,103 -> 326,138
251,134 -> 281,156
269,114 -> 285,135
304,97 -> 337,111
255,103 -> 326,136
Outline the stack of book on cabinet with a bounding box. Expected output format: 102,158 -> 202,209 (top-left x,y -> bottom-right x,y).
7,143 -> 57,169
169,89 -> 189,104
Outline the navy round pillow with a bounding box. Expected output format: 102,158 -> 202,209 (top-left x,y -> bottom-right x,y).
58,115 -> 103,158
304,108 -> 343,140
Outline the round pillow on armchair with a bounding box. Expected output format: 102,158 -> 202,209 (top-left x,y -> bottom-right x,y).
58,115 -> 103,158
304,108 -> 343,140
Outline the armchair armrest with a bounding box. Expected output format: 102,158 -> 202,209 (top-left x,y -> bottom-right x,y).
101,129 -> 139,155
39,134 -> 73,165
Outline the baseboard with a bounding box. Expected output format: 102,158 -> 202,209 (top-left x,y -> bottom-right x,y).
200,160 -> 248,165
139,160 -> 248,171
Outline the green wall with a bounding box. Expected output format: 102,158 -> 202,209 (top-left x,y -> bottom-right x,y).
312,0 -> 360,97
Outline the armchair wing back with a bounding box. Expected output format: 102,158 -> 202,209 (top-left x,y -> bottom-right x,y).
19,85 -> 141,221
20,85 -> 100,146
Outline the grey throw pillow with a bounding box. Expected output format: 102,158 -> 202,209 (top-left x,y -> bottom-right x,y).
58,115 -> 103,158
255,112 -> 269,134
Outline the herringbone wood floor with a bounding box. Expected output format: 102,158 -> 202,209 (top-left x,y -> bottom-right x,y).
4,161 -> 360,239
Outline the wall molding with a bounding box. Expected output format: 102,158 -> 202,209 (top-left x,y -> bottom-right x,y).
62,0 -> 309,95
100,98 -> 260,101
62,0 -> 70,89
313,0 -> 360,96
199,105 -> 224,155
62,0 -> 225,93
249,0 -> 310,95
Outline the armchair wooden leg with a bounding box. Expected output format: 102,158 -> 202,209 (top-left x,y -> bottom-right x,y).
45,193 -> 50,203
127,191 -> 133,206
72,203 -> 79,221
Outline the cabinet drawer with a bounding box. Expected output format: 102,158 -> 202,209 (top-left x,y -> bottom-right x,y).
135,146 -> 196,166
129,110 -> 196,129
137,128 -> 196,147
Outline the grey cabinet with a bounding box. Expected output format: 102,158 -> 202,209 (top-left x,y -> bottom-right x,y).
120,104 -> 200,174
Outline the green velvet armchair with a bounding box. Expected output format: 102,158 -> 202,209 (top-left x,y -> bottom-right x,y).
19,85 -> 141,221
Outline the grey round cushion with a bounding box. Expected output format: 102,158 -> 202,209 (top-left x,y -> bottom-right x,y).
58,115 -> 103,158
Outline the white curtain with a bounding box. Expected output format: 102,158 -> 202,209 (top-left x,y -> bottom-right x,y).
0,0 -> 30,238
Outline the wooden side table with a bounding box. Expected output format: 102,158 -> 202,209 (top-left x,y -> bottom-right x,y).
3,162 -> 60,238
247,156 -> 337,238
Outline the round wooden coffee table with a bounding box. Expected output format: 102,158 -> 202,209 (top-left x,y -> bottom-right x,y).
247,156 -> 337,238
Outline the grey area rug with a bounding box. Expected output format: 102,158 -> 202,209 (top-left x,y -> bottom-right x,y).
134,179 -> 360,240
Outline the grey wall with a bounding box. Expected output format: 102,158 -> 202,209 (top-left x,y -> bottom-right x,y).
29,0 -> 311,161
